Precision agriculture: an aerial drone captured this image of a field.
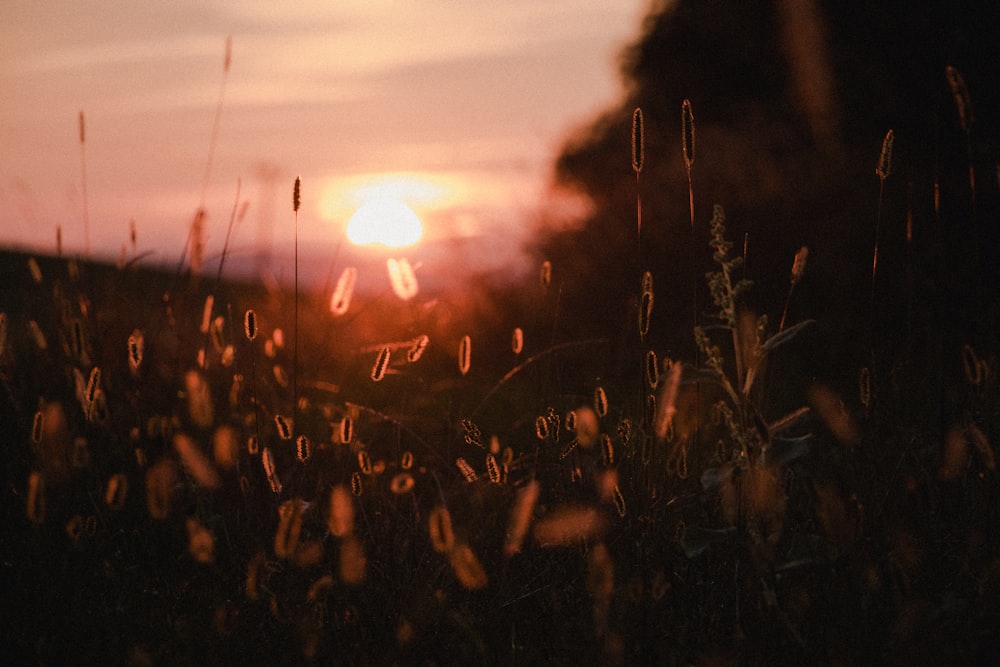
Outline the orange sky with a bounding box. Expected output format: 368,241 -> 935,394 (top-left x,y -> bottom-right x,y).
0,1 -> 645,279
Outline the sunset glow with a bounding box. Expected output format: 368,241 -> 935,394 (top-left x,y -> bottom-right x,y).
1,2 -> 644,273
346,197 -> 423,248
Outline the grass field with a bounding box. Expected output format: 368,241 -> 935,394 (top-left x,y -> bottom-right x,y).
2,72 -> 999,667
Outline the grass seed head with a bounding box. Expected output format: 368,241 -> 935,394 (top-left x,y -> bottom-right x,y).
876,129 -> 894,181
631,107 -> 644,173
681,99 -> 695,168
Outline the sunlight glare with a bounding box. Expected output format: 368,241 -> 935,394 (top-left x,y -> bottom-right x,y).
346,197 -> 423,248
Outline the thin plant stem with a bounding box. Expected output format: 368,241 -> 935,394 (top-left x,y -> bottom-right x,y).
198,36 -> 231,213
293,176 -> 301,441
78,111 -> 90,258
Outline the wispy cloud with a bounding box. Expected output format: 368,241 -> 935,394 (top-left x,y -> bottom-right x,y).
0,0 -> 643,272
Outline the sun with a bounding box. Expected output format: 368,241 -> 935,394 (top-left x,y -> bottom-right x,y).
346,197 -> 423,248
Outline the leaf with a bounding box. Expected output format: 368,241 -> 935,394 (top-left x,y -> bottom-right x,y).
762,435 -> 812,467
700,466 -> 732,490
682,525 -> 736,558
761,319 -> 815,352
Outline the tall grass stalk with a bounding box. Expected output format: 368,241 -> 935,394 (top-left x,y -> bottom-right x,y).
945,65 -> 982,307
632,107 -> 644,246
293,176 -> 301,441
682,99 -> 702,458
779,246 -> 808,332
198,36 -> 231,213
78,111 -> 90,257
872,129 -> 894,316
176,36 -> 231,279
682,99 -> 695,231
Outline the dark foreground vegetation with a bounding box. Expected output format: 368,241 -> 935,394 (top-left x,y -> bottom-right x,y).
3,2 -> 1000,665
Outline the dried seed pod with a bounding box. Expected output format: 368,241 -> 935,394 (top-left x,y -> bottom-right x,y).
357,450 -> 372,475
274,498 -> 305,559
461,419 -> 483,448
262,447 -> 282,493
945,65 -> 973,132
407,334 -> 429,363
639,271 -> 654,337
962,345 -> 982,386
612,484 -> 626,518
330,267 -> 357,316
104,473 -> 128,510
501,446 -> 514,466
511,327 -> 524,355
245,552 -> 267,600
244,309 -> 258,340
559,439 -> 579,461
428,506 -> 456,554
535,415 -> 550,441
791,246 -> 809,286
390,472 -> 415,494
339,416 -> 354,444
31,410 -> 43,444
645,349 -> 659,389
968,424 -> 995,471
859,367 -> 872,411
387,257 -> 418,301
339,535 -> 366,584
273,364 -> 289,387
213,425 -> 239,469
200,295 -> 215,334
210,316 -> 226,353
85,367 -> 102,407
458,335 -> 472,375
485,453 -> 501,483
617,418 -> 633,447
371,346 -> 390,382
448,542 -> 488,590
540,260 -> 552,288
533,505 -> 605,546
400,450 -> 414,470
274,415 -> 292,440
185,370 -> 214,428
653,360 -> 683,442
504,479 -> 539,557
601,434 -> 615,467
681,98 -> 695,168
594,386 -> 608,418
26,471 -> 45,524
128,329 -> 144,372
328,485 -> 355,537
876,129 -> 894,181
186,517 -> 215,564
565,410 -> 577,432
173,433 -> 221,490
296,435 -> 311,462
145,459 -> 177,519
70,318 -> 86,362
575,405 -> 600,448
66,514 -> 84,547
69,436 -> 90,469
631,107 -> 644,173
28,256 -> 43,283
307,574 -> 335,601
455,457 -> 477,482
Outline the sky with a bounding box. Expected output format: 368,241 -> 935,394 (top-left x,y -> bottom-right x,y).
0,0 -> 647,284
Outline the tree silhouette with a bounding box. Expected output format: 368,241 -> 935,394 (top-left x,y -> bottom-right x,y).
535,0 -> 999,364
